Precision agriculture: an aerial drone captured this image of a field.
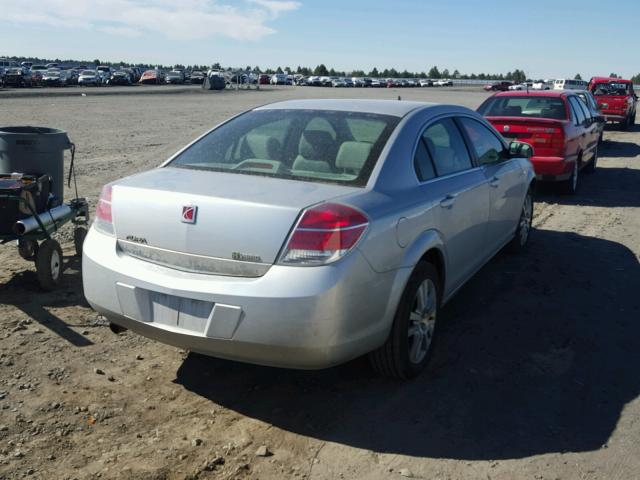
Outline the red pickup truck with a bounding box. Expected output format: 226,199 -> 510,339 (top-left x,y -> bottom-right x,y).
588,77 -> 637,129
478,91 -> 601,194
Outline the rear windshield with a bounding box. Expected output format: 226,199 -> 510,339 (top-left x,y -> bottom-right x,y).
168,109 -> 400,186
591,82 -> 630,96
478,96 -> 567,120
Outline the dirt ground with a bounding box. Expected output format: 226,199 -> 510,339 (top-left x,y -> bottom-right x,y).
0,86 -> 639,480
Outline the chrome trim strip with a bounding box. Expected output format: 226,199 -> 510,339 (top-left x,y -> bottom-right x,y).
117,240 -> 271,278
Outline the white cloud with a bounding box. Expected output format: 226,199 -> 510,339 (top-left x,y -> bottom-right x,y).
0,0 -> 300,40
248,0 -> 301,16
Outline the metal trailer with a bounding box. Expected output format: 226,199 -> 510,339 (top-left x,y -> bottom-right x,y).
0,194 -> 89,290
0,126 -> 89,290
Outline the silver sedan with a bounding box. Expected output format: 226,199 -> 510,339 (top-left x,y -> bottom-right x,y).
83,99 -> 535,378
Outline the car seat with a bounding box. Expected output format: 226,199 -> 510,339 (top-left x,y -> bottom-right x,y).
503,105 -> 522,116
243,134 -> 281,160
292,130 -> 336,173
335,141 -> 372,174
541,105 -> 565,119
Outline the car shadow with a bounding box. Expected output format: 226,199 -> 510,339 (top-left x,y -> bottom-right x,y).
600,139 -> 640,158
174,229 -> 640,460
604,123 -> 640,134
535,162 -> 640,208
0,254 -> 93,346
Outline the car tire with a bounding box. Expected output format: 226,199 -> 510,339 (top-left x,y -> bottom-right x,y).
621,117 -> 630,131
507,188 -> 533,252
562,159 -> 579,194
584,147 -> 598,174
369,261 -> 440,379
35,239 -> 63,291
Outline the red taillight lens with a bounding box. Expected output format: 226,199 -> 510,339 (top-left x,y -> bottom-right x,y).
94,184 -> 114,235
279,203 -> 369,265
528,127 -> 565,156
96,184 -> 112,222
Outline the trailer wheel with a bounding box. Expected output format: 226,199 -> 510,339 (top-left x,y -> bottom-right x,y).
73,227 -> 88,257
18,239 -> 39,260
36,239 -> 63,290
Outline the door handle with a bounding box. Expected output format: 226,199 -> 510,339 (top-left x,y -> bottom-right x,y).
489,176 -> 500,188
440,194 -> 457,209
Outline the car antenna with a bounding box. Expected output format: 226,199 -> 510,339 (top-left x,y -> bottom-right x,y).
398,95 -> 402,101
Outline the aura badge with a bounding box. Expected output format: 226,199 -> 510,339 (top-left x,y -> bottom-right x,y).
182,205 -> 198,224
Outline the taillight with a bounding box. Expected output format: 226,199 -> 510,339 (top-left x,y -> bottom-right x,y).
279,203 -> 369,266
95,184 -> 114,235
528,127 -> 565,156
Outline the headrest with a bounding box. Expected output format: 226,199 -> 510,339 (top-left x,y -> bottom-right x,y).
244,134 -> 280,160
542,106 -> 565,119
298,130 -> 334,160
335,141 -> 372,171
504,105 -> 522,115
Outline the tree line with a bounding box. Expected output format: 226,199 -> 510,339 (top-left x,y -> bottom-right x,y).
261,65 -> 529,82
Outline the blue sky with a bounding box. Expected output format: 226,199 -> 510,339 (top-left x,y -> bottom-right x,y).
1,0 -> 638,79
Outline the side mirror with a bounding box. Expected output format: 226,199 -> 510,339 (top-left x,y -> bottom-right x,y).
509,141 -> 534,159
595,115 -> 605,124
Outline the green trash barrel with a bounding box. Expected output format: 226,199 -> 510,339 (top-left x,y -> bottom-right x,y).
0,126 -> 71,203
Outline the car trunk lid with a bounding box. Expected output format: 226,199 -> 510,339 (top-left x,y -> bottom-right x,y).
111,167 -> 360,277
486,116 -> 567,157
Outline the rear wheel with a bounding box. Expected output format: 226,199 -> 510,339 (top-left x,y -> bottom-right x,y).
369,262 -> 440,379
621,117 -> 630,131
584,147 -> 598,174
508,188 -> 533,252
35,239 -> 63,290
562,160 -> 579,194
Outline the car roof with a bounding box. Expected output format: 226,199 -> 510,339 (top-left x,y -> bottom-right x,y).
492,90 -> 569,98
591,76 -> 630,84
255,99 -> 437,117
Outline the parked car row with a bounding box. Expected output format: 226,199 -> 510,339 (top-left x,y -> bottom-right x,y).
0,60 -> 209,88
478,76 -> 637,194
285,75 -> 454,88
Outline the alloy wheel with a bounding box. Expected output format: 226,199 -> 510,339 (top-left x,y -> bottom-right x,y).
519,194 -> 533,246
407,279 -> 437,364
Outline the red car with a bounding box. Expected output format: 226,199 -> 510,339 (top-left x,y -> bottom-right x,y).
484,81 -> 513,92
588,77 -> 637,129
478,91 -> 601,193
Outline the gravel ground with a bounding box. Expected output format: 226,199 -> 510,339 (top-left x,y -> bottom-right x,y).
0,86 -> 639,480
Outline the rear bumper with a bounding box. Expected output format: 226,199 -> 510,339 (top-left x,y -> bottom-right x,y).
82,227 -> 401,369
603,114 -> 627,122
530,156 -> 573,181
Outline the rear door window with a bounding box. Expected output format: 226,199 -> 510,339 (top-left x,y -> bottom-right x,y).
413,136 -> 436,182
422,118 -> 473,176
569,97 -> 586,125
574,96 -> 592,122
